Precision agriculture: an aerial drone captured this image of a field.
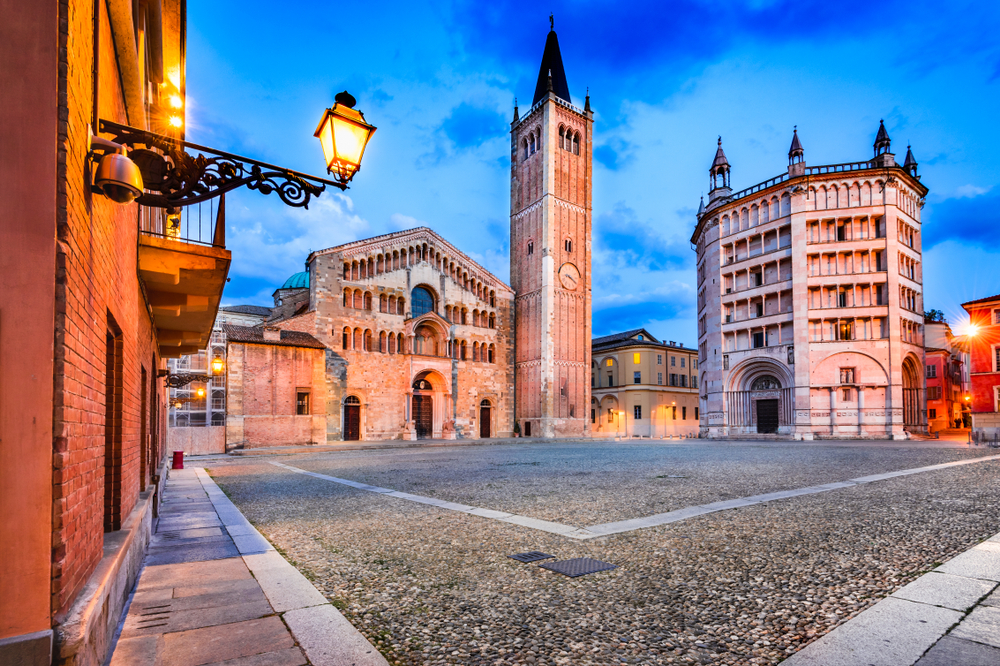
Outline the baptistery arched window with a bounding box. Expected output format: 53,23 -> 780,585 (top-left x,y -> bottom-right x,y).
411,286 -> 434,317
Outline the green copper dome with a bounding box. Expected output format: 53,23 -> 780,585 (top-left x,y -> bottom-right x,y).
281,271 -> 309,289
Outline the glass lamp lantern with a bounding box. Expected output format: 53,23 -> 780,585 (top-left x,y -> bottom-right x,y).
211,356 -> 224,375
315,91 -> 376,183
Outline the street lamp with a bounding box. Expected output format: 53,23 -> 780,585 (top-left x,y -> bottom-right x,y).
315,91 -> 377,184
196,387 -> 206,399
211,356 -> 225,375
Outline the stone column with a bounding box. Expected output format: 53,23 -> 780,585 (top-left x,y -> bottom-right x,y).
858,386 -> 865,435
829,387 -> 837,435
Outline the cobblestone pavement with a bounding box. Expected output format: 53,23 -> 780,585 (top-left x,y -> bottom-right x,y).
206,441 -> 1000,665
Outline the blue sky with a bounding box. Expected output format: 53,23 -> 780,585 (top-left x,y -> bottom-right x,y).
187,0 -> 1000,343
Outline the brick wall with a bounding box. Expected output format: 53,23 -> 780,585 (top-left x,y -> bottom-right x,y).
51,0 -> 166,620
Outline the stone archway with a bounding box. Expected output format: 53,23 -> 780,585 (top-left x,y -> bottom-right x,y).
479,399 -> 492,438
901,354 -> 923,428
726,358 -> 794,433
410,369 -> 450,439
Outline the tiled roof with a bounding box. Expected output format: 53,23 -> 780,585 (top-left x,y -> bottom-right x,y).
223,324 -> 326,349
961,293 -> 1000,307
221,305 -> 272,316
592,329 -> 658,346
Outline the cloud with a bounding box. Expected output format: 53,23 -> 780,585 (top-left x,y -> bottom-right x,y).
922,187 -> 1000,249
595,202 -> 692,272
594,138 -> 636,171
440,102 -> 508,149
225,191 -> 371,288
592,281 -> 695,338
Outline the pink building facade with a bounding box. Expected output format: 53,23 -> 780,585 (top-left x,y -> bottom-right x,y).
693,124 -> 928,439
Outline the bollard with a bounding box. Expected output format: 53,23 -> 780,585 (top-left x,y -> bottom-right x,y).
172,450 -> 184,470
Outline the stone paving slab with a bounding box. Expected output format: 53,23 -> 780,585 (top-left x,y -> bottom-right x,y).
780,597 -> 961,665
890,571 -> 996,611
935,540 -> 1000,581
283,605 -> 388,666
915,635 -> 1000,665
110,467 -> 387,666
949,605 -> 1000,648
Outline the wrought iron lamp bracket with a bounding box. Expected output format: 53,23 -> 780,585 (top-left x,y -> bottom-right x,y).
97,119 -> 346,210
163,373 -> 212,388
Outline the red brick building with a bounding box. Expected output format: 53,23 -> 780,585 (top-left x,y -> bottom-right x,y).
0,2 -> 227,664
962,294 -> 1000,438
511,25 -> 593,438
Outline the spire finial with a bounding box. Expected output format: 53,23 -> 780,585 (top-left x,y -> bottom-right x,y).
718,135 -> 722,146
550,13 -> 554,31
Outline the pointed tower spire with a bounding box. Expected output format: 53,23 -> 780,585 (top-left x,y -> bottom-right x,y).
874,119 -> 891,156
788,126 -> 804,163
697,195 -> 705,218
903,144 -> 918,177
709,136 -> 731,199
512,97 -> 519,124
532,21 -> 571,105
584,87 -> 591,113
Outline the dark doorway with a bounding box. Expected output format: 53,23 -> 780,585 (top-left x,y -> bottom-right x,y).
524,421 -> 531,437
413,395 -> 433,438
344,396 -> 360,440
756,399 -> 779,434
480,400 -> 491,438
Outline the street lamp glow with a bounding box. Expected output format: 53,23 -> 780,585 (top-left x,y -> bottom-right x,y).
196,387 -> 205,398
168,94 -> 184,109
211,356 -> 224,375
315,91 -> 376,183
168,115 -> 184,128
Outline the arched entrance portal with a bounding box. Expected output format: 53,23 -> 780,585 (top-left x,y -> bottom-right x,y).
480,399 -> 491,438
344,396 -> 361,440
901,355 -> 922,428
412,377 -> 434,438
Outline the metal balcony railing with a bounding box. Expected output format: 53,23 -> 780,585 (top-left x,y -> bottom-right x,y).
141,194 -> 226,248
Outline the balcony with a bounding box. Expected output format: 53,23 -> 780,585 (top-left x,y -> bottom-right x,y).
139,199 -> 231,358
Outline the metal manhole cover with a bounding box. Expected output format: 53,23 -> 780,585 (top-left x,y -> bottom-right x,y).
508,551 -> 555,563
540,558 -> 617,577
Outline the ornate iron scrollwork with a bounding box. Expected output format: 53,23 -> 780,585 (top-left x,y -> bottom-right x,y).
98,120 -> 344,209
164,373 -> 212,388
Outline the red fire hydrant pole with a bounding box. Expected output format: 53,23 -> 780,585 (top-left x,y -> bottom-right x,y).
172,450 -> 184,470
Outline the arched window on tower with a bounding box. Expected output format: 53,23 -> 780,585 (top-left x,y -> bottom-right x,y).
379,331 -> 386,353
342,327 -> 350,350
573,132 -> 580,155
364,292 -> 372,311
353,328 -> 362,350
411,287 -> 434,318
522,139 -> 528,161
343,263 -> 350,279
363,330 -> 373,352
379,294 -> 387,312
388,332 -> 396,354
559,126 -> 565,150
529,133 -> 536,155
488,313 -> 496,329
488,344 -> 495,363
343,288 -> 350,307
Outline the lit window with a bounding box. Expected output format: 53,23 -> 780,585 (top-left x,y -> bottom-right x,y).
606,359 -> 613,366
633,353 -> 641,364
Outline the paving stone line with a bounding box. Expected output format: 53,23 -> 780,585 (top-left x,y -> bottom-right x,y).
271,454 -> 1000,541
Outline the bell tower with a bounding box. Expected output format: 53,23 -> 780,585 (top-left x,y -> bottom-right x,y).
510,19 -> 593,438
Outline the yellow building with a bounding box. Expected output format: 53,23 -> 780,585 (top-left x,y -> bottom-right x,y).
591,329 -> 700,437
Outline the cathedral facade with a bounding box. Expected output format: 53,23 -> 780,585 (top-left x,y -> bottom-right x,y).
693,123 -> 928,439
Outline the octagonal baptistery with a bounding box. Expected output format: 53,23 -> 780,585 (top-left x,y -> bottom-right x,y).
287,227 -> 515,441
691,123 -> 928,439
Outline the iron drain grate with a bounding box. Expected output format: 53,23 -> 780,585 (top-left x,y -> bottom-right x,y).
540,557 -> 617,578
508,551 -> 555,563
